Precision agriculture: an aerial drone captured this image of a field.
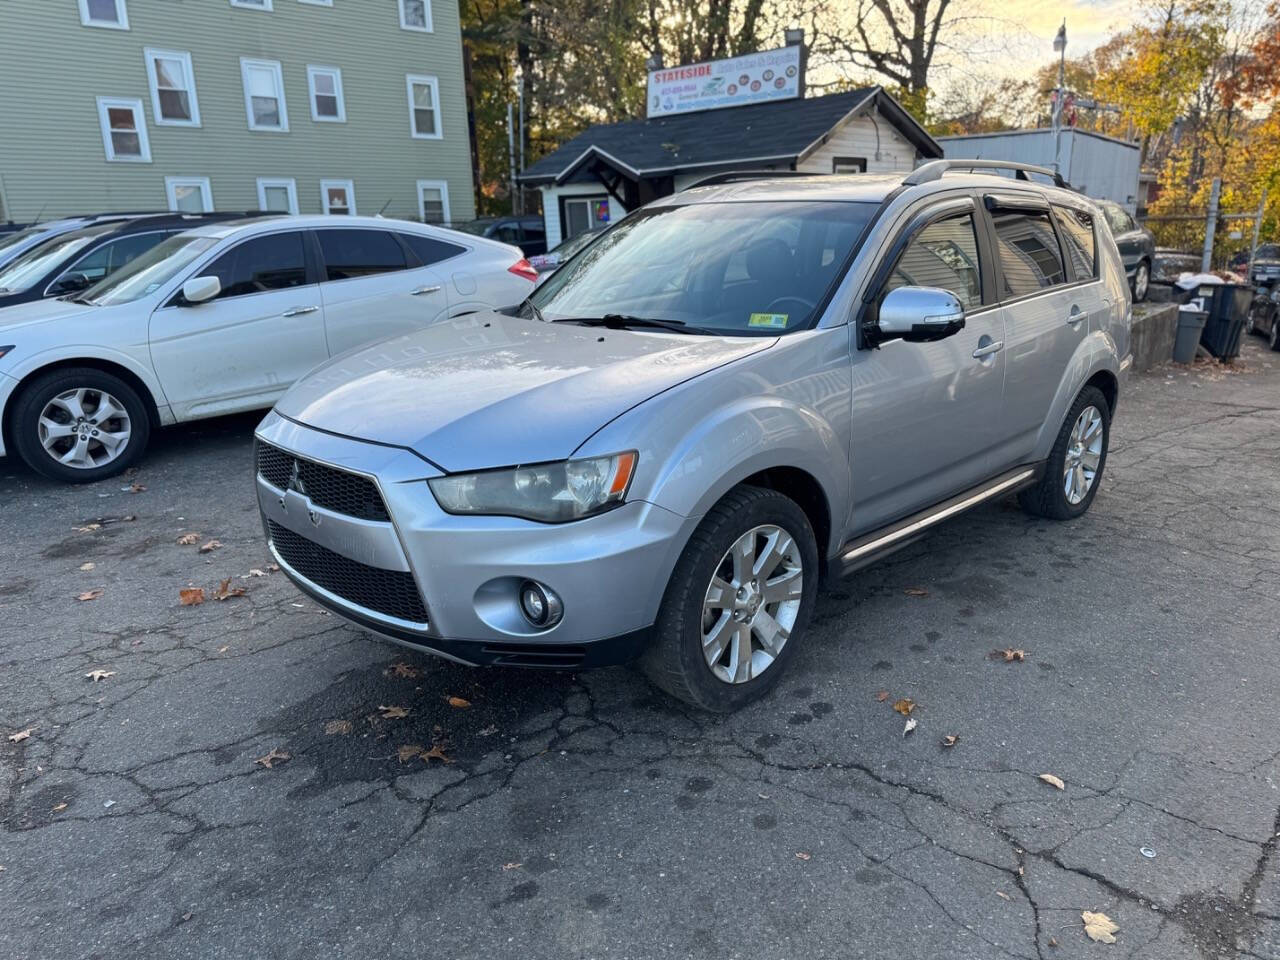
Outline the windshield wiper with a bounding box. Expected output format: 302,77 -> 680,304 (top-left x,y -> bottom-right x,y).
553,314 -> 711,335
518,297 -> 545,324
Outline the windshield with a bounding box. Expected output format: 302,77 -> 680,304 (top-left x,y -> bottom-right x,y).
0,233 -> 98,293
551,228 -> 602,259
0,227 -> 47,258
529,200 -> 878,335
82,234 -> 218,306
1256,244 -> 1280,259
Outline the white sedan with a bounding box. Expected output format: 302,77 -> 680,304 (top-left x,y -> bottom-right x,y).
0,214 -> 537,482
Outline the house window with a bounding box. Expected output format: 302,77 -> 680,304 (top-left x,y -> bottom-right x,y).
257,177 -> 299,214
416,180 -> 450,225
79,0 -> 129,29
399,0 -> 432,31
562,196 -> 610,239
144,49 -> 200,126
241,59 -> 288,131
307,66 -> 345,122
832,157 -> 867,174
321,180 -> 355,215
230,0 -> 273,9
406,75 -> 441,139
166,177 -> 213,213
96,98 -> 150,162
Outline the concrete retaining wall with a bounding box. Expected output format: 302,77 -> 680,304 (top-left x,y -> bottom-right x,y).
1130,302 -> 1178,372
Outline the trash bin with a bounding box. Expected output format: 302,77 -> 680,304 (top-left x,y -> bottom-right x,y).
1198,283 -> 1252,359
1174,306 -> 1208,363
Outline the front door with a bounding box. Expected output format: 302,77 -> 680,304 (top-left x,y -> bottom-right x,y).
148,230 -> 327,419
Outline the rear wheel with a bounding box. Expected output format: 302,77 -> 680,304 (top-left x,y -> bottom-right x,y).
640,485 -> 819,712
1018,386 -> 1110,521
1271,317 -> 1280,352
1132,261 -> 1150,302
10,368 -> 150,483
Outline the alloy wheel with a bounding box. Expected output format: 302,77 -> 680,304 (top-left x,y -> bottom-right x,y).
1134,262 -> 1149,301
1063,404 -> 1104,505
38,387 -> 132,470
701,524 -> 804,684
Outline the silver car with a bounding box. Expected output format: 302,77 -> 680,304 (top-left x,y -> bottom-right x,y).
255,161 -> 1132,711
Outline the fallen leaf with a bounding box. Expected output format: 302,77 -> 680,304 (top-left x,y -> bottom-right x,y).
176,533 -> 200,545
795,851 -> 811,861
254,748 -> 290,769
1039,773 -> 1066,790
179,587 -> 205,606
991,648 -> 1027,662
76,589 -> 103,602
478,725 -> 498,737
79,562 -> 96,572
447,696 -> 471,709
387,662 -> 419,679
52,802 -> 68,813
397,744 -> 425,764
875,690 -> 890,702
217,645 -> 229,654
74,523 -> 101,533
378,705 -> 410,719
85,669 -> 116,682
324,719 -> 352,735
421,743 -> 453,764
8,728 -> 34,743
213,578 -> 246,601
995,890 -> 1012,901
247,568 -> 268,578
129,483 -> 146,493
1081,910 -> 1119,944
268,563 -> 280,572
1048,937 -> 1058,948
502,862 -> 523,871
181,912 -> 193,923
942,734 -> 959,748
892,698 -> 915,715
903,586 -> 929,597
903,716 -> 918,736
198,539 -> 222,553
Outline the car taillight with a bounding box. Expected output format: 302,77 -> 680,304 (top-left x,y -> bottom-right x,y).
508,258 -> 538,283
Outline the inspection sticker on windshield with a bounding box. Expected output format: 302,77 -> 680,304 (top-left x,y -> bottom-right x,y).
748,312 -> 789,329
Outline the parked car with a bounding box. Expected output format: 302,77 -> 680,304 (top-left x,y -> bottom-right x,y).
1153,247 -> 1202,283
0,214 -> 536,482
1097,199 -> 1154,301
528,226 -> 605,277
1247,281 -> 1280,351
253,161 -> 1131,710
0,213 -> 154,271
457,215 -> 548,256
1245,243 -> 1280,285
0,213 -> 251,310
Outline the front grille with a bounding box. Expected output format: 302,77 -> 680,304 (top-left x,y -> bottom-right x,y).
267,519 -> 428,624
256,441 -> 389,522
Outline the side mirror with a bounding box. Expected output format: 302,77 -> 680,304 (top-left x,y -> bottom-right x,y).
51,272 -> 91,295
181,275 -> 221,304
873,286 -> 966,344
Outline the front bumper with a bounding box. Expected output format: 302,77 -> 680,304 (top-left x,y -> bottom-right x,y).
254,412 -> 695,668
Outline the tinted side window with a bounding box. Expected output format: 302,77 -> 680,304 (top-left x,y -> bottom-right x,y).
991,209 -> 1066,298
399,232 -> 466,267
1101,203 -> 1134,236
68,232 -> 169,282
1053,205 -> 1097,280
203,232 -> 308,299
492,223 -> 522,244
885,213 -> 982,310
317,229 -> 407,281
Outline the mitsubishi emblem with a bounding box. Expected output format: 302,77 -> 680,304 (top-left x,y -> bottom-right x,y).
287,460 -> 308,497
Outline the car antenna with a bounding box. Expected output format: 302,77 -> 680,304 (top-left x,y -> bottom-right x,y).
29,201 -> 48,226
376,198 -> 392,218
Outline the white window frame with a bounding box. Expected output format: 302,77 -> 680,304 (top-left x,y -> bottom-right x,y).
320,179 -> 356,215
240,58 -> 289,132
96,97 -> 151,163
256,177 -> 299,214
143,48 -> 201,127
416,179 -> 451,225
230,0 -> 273,9
405,74 -> 442,140
79,0 -> 129,29
165,176 -> 214,213
398,0 -> 433,32
306,66 -> 346,123
298,0 -> 333,5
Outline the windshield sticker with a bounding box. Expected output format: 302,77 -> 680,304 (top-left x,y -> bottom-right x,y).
748,312 -> 789,329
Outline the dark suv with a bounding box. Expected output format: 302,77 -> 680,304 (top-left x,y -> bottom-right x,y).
456,215 -> 547,256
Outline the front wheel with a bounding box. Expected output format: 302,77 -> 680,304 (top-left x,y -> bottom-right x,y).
1271,317 -> 1280,352
640,485 -> 819,711
10,368 -> 151,483
1019,385 -> 1111,521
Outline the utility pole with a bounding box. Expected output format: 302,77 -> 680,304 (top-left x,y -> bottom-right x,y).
507,102 -> 517,217
1202,177 -> 1221,272
1052,21 -> 1067,176
1246,187 -> 1267,282
517,80 -> 525,217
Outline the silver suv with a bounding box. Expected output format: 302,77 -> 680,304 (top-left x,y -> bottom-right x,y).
255,161 -> 1131,711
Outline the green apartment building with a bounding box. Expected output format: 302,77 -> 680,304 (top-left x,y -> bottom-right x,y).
0,0 -> 475,225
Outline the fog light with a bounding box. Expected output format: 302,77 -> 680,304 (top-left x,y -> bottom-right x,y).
519,580 -> 562,628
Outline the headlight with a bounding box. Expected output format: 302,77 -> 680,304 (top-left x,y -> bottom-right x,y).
428,451 -> 637,522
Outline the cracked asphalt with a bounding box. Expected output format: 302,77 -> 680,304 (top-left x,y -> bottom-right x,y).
2,338 -> 1279,960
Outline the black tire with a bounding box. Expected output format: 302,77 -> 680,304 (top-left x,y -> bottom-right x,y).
1270,317 -> 1280,352
9,367 -> 151,483
640,485 -> 820,712
1131,260 -> 1150,302
1018,385 -> 1111,521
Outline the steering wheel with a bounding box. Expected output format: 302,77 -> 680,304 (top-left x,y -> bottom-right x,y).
763,295 -> 816,317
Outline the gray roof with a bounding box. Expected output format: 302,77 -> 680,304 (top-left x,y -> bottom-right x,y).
519,87 -> 942,184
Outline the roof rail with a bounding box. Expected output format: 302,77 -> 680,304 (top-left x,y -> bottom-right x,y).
904,159 -> 1070,189
685,169 -> 818,191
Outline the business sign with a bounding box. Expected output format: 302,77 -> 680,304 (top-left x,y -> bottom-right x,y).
646,46 -> 801,118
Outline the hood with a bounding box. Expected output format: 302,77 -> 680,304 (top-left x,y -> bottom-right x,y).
275,312 -> 773,472
0,296 -> 99,333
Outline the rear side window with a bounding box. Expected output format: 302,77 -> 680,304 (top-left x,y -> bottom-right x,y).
491,223 -> 521,244
1101,203 -> 1135,236
990,208 -> 1066,298
318,229 -> 407,280
1053,205 -> 1097,280
399,232 -> 465,267
204,232 -> 308,299
884,213 -> 982,310
64,232 -> 169,284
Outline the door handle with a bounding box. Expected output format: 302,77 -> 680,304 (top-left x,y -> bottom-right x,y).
281,305 -> 319,317
972,340 -> 1003,359
1067,305 -> 1085,325
411,285 -> 441,296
